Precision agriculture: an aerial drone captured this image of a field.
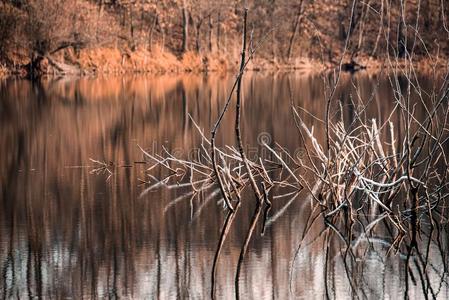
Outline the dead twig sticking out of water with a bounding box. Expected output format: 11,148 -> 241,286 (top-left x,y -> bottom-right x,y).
290,63 -> 449,296
89,158 -> 113,180
133,6 -> 449,300
137,9 -> 304,299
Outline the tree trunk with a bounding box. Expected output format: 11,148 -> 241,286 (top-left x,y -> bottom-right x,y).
287,0 -> 304,60
96,0 -> 104,42
208,14 -> 213,52
338,13 -> 346,41
148,14 -> 158,51
440,0 -> 448,31
371,0 -> 384,57
195,21 -> 201,52
161,21 -> 165,52
270,4 -> 276,61
355,0 -> 371,55
130,4 -> 135,51
422,0 -> 430,30
397,2 -> 407,58
216,11 -> 221,52
140,0 -> 145,33
181,1 -> 189,53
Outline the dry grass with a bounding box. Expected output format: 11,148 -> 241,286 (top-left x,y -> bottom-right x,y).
0,64 -> 8,77
38,46 -> 233,75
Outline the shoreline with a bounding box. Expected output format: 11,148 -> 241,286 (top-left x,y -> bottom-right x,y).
0,46 -> 447,78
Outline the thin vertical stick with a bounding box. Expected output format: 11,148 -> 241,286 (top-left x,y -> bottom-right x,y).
211,8 -> 251,299
235,10 -> 263,205
233,9 -> 266,299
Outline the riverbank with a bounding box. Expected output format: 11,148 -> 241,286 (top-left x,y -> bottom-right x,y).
0,46 -> 446,78
1,46 -> 326,77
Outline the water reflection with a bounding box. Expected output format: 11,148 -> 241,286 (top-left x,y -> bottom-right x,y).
0,73 -> 447,298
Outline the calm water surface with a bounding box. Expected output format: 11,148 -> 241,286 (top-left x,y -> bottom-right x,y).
0,72 -> 448,299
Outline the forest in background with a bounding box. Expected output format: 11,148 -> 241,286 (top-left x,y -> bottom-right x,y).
0,0 -> 448,75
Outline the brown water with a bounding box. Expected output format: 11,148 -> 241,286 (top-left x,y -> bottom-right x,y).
0,73 -> 448,299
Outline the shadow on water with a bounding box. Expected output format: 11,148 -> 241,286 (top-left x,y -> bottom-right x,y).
0,72 -> 448,298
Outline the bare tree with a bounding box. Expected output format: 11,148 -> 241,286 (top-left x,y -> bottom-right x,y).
286,0 -> 306,60
181,0 -> 189,52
